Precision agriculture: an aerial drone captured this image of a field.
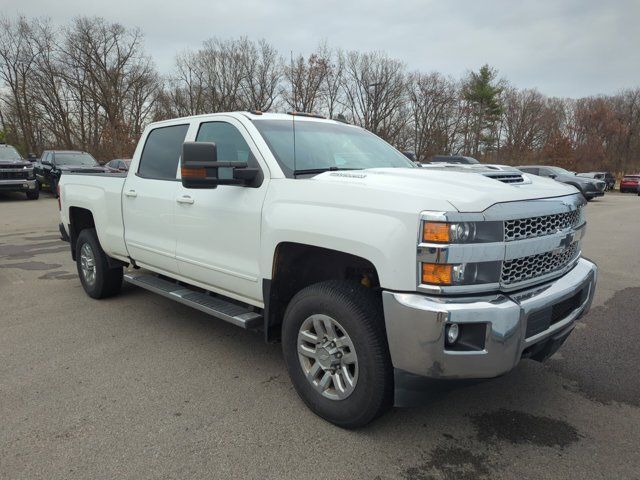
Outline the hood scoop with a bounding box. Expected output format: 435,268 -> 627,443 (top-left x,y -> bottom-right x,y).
481,171 -> 525,184
422,163 -> 530,185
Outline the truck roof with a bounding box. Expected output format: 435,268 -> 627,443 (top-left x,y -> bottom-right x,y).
147,111 -> 356,129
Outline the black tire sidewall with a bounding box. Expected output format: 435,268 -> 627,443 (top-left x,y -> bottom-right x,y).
282,281 -> 392,428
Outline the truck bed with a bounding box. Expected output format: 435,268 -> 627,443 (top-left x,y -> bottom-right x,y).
59,172 -> 128,261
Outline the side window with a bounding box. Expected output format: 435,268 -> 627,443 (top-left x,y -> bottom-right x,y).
520,167 -> 537,175
196,122 -> 256,180
138,124 -> 189,180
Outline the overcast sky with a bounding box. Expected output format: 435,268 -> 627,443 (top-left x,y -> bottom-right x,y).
5,0 -> 639,98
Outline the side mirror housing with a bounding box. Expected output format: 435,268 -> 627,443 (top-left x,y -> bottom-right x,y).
41,159 -> 51,166
548,174 -> 557,179
27,153 -> 36,160
181,141 -> 258,189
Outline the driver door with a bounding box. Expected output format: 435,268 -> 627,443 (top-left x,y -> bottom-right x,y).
175,118 -> 268,305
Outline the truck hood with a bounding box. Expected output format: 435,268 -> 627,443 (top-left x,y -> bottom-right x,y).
58,165 -> 110,173
311,167 -> 578,212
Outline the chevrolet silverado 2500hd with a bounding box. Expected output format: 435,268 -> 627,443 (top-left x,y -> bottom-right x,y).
59,112 -> 597,428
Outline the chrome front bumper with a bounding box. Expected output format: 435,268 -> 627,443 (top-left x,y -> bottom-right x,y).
0,178 -> 37,191
382,257 -> 597,380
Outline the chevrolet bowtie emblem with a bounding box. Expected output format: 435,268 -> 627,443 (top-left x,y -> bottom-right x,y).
559,232 -> 575,249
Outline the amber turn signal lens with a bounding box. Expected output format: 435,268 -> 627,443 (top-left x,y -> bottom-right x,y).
421,263 -> 453,285
422,222 -> 450,243
181,166 -> 207,178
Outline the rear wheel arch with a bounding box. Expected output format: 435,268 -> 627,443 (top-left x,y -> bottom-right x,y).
68,207 -> 96,260
263,242 -> 381,342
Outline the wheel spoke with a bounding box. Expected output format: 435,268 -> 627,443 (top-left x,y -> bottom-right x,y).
318,371 -> 332,390
332,372 -> 345,393
341,365 -> 356,387
298,344 -> 317,359
341,351 -> 356,365
323,317 -> 338,340
312,317 -> 326,338
334,335 -> 353,349
299,330 -> 318,344
307,361 -> 322,380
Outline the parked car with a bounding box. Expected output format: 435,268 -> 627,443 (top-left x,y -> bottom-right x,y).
0,142 -> 39,200
35,150 -> 110,195
620,174 -> 640,193
59,111 -> 597,428
430,155 -> 480,165
105,159 -> 131,172
517,165 -> 605,200
577,171 -> 615,191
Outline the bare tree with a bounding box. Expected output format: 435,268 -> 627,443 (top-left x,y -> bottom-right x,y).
341,51 -> 408,144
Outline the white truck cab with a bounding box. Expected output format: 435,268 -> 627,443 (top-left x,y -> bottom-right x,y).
59,111 -> 597,428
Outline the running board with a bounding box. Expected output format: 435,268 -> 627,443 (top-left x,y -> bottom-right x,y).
123,271 -> 263,329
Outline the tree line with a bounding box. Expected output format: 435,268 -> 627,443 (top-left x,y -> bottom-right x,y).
1,15 -> 639,174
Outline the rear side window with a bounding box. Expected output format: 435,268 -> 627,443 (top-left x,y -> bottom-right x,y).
138,124 -> 189,180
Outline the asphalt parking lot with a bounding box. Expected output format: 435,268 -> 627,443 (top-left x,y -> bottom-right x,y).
1,192 -> 639,480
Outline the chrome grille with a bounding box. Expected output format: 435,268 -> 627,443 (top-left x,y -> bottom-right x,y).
501,243 -> 580,285
504,208 -> 582,241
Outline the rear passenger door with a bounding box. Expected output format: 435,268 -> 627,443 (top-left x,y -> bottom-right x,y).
123,123 -> 189,275
174,117 -> 268,305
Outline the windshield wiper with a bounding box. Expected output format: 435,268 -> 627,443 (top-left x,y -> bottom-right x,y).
293,167 -> 362,176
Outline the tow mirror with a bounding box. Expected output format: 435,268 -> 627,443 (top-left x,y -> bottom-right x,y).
181,141 -> 258,189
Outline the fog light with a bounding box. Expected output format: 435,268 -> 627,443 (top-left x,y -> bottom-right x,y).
446,324 -> 459,344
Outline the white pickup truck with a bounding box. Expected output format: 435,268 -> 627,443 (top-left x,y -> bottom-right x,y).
59,111 -> 597,428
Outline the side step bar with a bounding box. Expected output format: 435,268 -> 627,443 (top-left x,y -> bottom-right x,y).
123,271 -> 263,329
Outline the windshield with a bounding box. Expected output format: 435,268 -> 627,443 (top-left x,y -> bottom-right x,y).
252,119 -> 415,176
54,153 -> 99,166
549,166 -> 574,175
0,146 -> 22,161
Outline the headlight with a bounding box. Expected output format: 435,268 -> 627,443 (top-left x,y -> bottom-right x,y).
421,261 -> 500,286
421,221 -> 503,244
25,168 -> 35,179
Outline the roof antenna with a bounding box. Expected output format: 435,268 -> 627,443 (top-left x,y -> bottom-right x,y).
291,50 -> 297,175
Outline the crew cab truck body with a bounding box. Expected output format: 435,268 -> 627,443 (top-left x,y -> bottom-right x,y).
59,112 -> 597,428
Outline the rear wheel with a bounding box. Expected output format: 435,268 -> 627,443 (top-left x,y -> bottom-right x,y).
75,228 -> 123,299
281,280 -> 393,429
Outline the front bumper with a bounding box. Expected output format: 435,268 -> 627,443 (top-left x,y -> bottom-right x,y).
0,178 -> 37,192
584,190 -> 604,199
382,257 -> 597,382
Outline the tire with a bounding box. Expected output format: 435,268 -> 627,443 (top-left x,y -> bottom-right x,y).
50,177 -> 58,196
75,228 -> 123,299
26,185 -> 39,200
281,280 -> 393,429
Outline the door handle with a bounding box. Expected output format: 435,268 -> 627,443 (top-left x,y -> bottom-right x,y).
124,190 -> 137,198
176,195 -> 194,205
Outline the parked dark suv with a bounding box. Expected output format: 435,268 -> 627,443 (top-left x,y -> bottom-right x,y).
0,143 -> 39,200
35,150 -> 109,195
517,165 -> 605,200
577,171 -> 615,191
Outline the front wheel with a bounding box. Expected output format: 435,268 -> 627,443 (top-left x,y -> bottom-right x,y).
75,228 -> 123,299
281,280 -> 393,429
26,184 -> 39,200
